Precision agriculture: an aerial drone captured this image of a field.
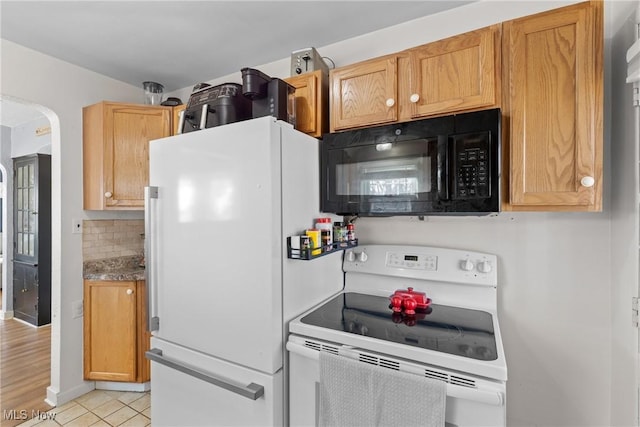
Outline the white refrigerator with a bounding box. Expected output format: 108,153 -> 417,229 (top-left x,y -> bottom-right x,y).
144,116 -> 344,426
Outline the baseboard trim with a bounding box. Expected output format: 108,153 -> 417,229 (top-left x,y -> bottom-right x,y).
46,382 -> 95,407
95,381 -> 150,392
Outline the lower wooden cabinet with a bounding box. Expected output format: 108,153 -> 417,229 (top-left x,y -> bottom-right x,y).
84,280 -> 150,382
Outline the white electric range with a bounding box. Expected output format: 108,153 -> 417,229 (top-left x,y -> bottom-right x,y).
287,244 -> 507,427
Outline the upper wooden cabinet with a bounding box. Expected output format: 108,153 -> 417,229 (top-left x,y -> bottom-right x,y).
330,55 -> 398,132
83,102 -> 172,210
285,70 -> 329,138
502,0 -> 603,211
406,25 -> 500,119
329,25 -> 501,132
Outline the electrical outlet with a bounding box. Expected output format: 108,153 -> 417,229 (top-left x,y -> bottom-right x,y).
72,219 -> 82,234
72,300 -> 83,318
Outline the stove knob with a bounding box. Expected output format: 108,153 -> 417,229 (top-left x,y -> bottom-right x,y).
358,251 -> 368,262
478,261 -> 492,273
346,251 -> 356,262
460,259 -> 474,271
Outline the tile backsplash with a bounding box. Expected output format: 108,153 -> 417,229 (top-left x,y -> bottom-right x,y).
82,220 -> 144,261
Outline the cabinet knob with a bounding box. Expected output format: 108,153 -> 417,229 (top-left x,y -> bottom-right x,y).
409,93 -> 420,103
385,98 -> 395,108
105,191 -> 113,198
126,289 -> 134,295
580,176 -> 595,188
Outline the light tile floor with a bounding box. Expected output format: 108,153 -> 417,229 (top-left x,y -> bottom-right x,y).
18,390 -> 150,427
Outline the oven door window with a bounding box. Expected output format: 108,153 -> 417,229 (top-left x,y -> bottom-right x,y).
327,137 -> 444,214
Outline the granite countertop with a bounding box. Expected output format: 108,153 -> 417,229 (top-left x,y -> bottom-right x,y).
83,255 -> 146,281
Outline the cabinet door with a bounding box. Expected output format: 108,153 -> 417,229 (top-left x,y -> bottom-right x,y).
285,70 -> 328,137
104,104 -> 171,209
330,55 -> 397,132
13,262 -> 39,324
504,1 -> 603,210
14,157 -> 39,264
84,280 -> 138,381
408,25 -> 500,117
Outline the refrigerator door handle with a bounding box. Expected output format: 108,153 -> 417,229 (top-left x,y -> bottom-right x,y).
146,348 -> 265,400
145,186 -> 160,331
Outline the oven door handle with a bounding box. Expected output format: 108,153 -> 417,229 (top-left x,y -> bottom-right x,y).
286,340 -> 503,407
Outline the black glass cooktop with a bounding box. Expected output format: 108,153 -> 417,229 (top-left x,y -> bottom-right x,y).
301,292 -> 497,361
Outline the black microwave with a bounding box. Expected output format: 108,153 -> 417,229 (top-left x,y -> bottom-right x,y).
320,108 -> 501,216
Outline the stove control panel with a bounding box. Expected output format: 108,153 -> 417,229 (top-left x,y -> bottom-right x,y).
344,245 -> 498,288
386,252 -> 438,271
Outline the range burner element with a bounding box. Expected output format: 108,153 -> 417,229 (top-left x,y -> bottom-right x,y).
301,292 -> 497,361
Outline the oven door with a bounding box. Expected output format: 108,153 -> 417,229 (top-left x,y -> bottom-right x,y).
321,136 -> 448,216
287,336 -> 506,427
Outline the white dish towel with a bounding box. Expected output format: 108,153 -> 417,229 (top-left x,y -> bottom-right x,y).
319,351 -> 446,427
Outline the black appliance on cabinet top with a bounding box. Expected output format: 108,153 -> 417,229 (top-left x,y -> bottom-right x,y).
241,67 -> 295,125
320,108 -> 501,216
180,83 -> 252,134
180,68 -> 295,134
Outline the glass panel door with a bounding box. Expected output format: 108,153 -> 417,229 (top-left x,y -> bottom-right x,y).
14,158 -> 37,261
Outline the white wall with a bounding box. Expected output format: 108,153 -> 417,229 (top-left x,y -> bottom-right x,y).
0,125 -> 11,309
610,3 -> 640,425
1,39 -> 144,405
11,116 -> 52,157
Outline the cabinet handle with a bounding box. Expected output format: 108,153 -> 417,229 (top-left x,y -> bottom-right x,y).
580,176 -> 595,188
104,191 -> 113,198
409,93 -> 420,103
126,289 -> 134,295
385,98 -> 395,107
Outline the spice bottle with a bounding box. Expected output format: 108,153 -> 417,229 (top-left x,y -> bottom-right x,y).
333,221 -> 346,243
315,218 -> 333,248
305,229 -> 321,256
346,223 -> 356,242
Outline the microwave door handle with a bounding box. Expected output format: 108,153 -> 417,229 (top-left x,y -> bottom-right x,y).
437,136 -> 449,200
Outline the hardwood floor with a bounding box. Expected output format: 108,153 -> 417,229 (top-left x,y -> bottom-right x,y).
0,289 -> 53,427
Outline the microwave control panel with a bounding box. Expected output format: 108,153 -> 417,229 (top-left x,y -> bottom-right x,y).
452,132 -> 491,199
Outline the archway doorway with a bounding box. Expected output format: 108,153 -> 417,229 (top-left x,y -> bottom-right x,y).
0,95 -> 60,425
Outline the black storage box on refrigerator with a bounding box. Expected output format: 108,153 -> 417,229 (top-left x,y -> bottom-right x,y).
320,108 -> 501,216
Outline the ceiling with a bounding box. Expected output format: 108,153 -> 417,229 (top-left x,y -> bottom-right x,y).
0,1 -> 474,93
0,97 -> 46,128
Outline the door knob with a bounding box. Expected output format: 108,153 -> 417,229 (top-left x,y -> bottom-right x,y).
104,191 -> 113,198
385,98 -> 395,107
126,289 -> 134,295
409,93 -> 420,103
